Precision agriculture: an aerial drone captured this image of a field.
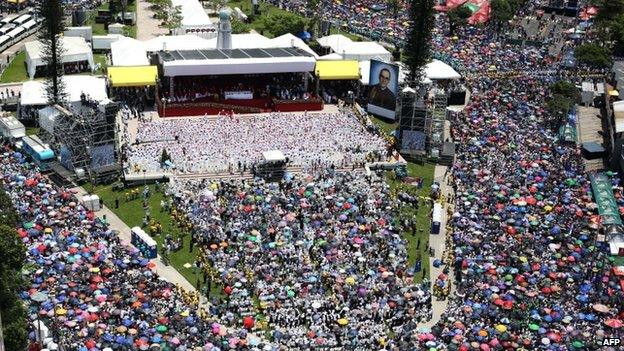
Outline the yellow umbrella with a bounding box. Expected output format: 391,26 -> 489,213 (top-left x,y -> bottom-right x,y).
337,318 -> 348,326
345,277 -> 356,285
117,326 -> 127,333
609,90 -> 619,96
495,324 -> 507,333
90,267 -> 100,273
181,310 -> 190,317
519,257 -> 528,263
44,228 -> 53,233
55,307 -> 67,316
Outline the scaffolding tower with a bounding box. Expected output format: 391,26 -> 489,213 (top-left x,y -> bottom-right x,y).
52,100 -> 120,183
429,89 -> 448,158
397,85 -> 432,158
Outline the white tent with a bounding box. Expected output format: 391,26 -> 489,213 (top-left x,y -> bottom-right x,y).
21,76 -> 108,106
263,150 -> 286,162
205,33 -> 274,49
424,59 -> 461,80
24,37 -> 95,79
143,34 -> 213,52
318,53 -> 344,60
270,33 -> 318,58
111,37 -> 149,66
38,106 -> 61,134
317,34 -> 392,61
171,0 -> 216,38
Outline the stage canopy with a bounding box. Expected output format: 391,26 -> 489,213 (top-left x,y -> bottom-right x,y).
425,59 -> 462,80
24,36 -> 95,79
159,47 -> 316,76
317,34 -> 392,61
315,60 -> 360,80
262,150 -> 286,162
21,76 -> 108,106
108,66 -> 158,87
111,37 -> 149,66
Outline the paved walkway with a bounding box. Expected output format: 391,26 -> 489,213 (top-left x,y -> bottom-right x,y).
70,186 -> 196,293
136,0 -> 168,40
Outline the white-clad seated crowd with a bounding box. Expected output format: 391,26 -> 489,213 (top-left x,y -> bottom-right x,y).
125,111 -> 387,175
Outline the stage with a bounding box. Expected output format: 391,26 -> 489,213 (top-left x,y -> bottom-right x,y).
157,97 -> 324,117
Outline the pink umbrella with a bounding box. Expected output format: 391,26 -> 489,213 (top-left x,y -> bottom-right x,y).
171,337 -> 180,345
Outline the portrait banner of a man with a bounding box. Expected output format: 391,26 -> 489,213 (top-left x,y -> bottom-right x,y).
367,60 -> 399,120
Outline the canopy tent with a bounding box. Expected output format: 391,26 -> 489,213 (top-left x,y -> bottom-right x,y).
270,33 -> 318,58
317,34 -> 392,61
203,33 -> 318,58
21,76 -> 108,106
108,66 -> 158,87
262,150 -> 286,162
614,101 -> 624,133
425,59 -> 462,80
315,60 -> 360,80
590,173 -> 623,226
160,48 -> 316,77
143,35 -> 213,52
171,0 -> 216,38
318,53 -> 345,60
24,37 -> 95,79
111,37 -> 149,66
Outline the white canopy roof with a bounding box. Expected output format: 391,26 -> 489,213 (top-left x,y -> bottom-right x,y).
21,76 -> 108,106
425,59 -> 462,80
263,150 -> 286,162
163,55 -> 317,76
317,34 -> 392,61
111,37 -> 149,66
24,37 -> 95,79
270,33 -> 318,58
614,101 -> 624,133
143,35 -> 213,52
318,53 -> 344,60
172,0 -> 213,28
205,33 -> 274,49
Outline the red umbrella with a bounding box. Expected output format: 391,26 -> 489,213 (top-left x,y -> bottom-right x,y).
224,286 -> 233,295
243,316 -> 254,329
605,319 -> 623,328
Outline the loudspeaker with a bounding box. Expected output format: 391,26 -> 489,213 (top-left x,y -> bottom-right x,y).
320,21 -> 331,36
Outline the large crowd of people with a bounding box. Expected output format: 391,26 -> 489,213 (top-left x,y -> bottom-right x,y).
127,111 -> 387,175
172,171 -> 432,350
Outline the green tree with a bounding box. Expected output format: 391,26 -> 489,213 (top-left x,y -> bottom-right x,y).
231,18 -> 250,34
387,0 -> 401,18
38,0 -> 67,104
608,14 -> 624,56
594,0 -> 624,24
447,5 -> 472,34
0,221 -> 27,351
404,0 -> 435,81
490,0 -> 513,26
574,44 -> 612,68
262,12 -> 306,37
551,80 -> 579,100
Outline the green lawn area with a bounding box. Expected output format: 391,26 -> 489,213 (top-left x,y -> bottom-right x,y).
25,127 -> 40,136
0,50 -> 28,83
88,183 -> 224,296
87,0 -> 138,38
371,115 -> 398,135
93,54 -> 107,75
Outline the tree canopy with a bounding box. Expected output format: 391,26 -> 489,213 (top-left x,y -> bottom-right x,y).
574,44 -> 612,68
262,12 -> 306,37
404,0 -> 435,81
38,0 -> 67,104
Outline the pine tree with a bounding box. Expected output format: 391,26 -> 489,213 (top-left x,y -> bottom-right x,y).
403,0 -> 435,82
38,0 -> 67,104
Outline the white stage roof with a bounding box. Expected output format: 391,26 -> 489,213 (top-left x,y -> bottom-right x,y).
425,59 -> 462,80
160,47 -> 316,76
111,37 -> 149,66
263,150 -> 286,162
21,76 -> 108,106
203,33 -> 318,58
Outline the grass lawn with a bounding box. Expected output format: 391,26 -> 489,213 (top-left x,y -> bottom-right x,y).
88,183 -> 224,298
25,127 -> 40,136
87,0 -> 138,38
0,50 -> 28,83
371,115 -> 398,135
93,54 -> 107,75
